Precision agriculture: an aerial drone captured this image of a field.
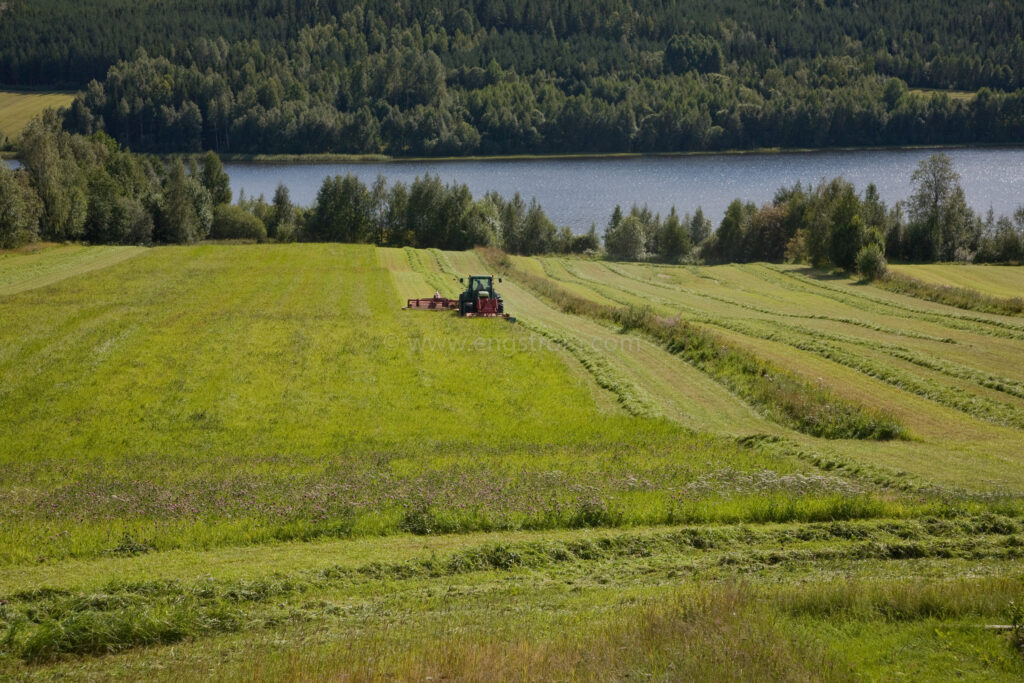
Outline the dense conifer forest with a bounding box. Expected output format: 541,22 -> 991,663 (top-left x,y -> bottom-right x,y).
2,0 -> 1022,154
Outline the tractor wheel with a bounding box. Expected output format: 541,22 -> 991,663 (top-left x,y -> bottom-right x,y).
461,301 -> 474,316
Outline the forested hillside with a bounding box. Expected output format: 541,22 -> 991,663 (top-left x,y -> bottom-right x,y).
2,0 -> 1023,154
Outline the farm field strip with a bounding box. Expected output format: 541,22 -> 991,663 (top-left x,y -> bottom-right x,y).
0,90 -> 75,139
890,264 -> 1024,300
5,244 -> 884,565
3,245 -> 1024,678
756,264 -> 1024,338
501,254 -> 1024,490
442,250 -> 780,435
9,566 -> 1024,681
4,514 -> 1023,678
0,244 -> 145,296
543,257 -> 1024,429
610,261 -> 958,343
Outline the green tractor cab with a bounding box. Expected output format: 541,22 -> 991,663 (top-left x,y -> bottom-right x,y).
458,275 -> 509,318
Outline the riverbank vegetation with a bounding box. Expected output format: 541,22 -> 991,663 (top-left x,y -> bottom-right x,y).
4,117 -> 1023,293
602,153 -> 1024,277
1,1 -> 1022,155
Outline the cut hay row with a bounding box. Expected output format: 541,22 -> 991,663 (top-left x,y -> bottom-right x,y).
756,264 -> 1024,339
480,248 -> 906,440
514,317 -> 662,419
4,516 -> 1022,668
878,270 -> 1024,316
444,249 -> 778,435
890,264 -> 1024,300
554,259 -> 1024,431
604,261 -> 955,343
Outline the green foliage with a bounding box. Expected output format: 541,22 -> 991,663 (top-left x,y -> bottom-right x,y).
306,174 -> 372,243
657,208 -> 691,264
664,34 -> 723,75
604,214 -> 646,261
10,2 -> 1017,154
200,151 -> 231,205
266,183 -> 294,240
979,215 -> 1024,263
902,153 -> 978,262
154,159 -> 210,244
17,114 -> 88,240
0,165 -> 41,249
83,170 -> 152,245
706,199 -> 754,263
856,243 -> 888,281
690,207 -> 712,246
210,205 -> 267,242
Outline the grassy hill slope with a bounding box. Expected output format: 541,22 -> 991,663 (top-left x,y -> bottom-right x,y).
1,245 -> 1022,679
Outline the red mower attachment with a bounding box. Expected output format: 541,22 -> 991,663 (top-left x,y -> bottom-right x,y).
403,296 -> 458,311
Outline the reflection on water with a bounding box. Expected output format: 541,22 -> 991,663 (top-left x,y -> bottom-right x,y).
8,148 -> 1024,233
224,148 -> 1024,232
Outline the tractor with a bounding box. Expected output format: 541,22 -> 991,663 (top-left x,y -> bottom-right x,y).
457,275 -> 506,317
403,275 -> 511,319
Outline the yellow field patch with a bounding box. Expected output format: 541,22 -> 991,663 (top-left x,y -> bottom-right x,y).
0,90 -> 76,140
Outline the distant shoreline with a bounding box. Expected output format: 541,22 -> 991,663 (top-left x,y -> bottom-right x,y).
6,143 -> 1024,165
209,143 -> 1024,165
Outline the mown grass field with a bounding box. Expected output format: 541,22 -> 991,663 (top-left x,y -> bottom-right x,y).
1,245 -> 1023,679
889,263 -> 1024,300
0,91 -> 75,141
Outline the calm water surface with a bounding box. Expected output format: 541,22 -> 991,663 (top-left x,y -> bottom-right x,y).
224,148 -> 1024,232
9,148 -> 1024,232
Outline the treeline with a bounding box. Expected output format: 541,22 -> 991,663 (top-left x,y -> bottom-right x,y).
1,0 -> 1019,154
1,113 -> 220,248
602,153 -> 1024,276
0,116 -> 598,254
4,124 -> 1022,276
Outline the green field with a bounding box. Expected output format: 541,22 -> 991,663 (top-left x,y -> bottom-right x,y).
0,91 -> 75,141
2,246 -> 1023,679
889,264 -> 1024,300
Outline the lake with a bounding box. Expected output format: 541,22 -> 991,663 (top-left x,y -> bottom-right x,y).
224,148 -> 1024,232
9,147 -> 1024,232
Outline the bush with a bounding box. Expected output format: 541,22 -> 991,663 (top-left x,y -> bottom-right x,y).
604,215 -> 646,261
209,205 -> 267,242
856,243 -> 887,280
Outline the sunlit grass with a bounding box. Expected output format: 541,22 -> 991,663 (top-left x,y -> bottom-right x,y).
3,245 -> 1024,679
